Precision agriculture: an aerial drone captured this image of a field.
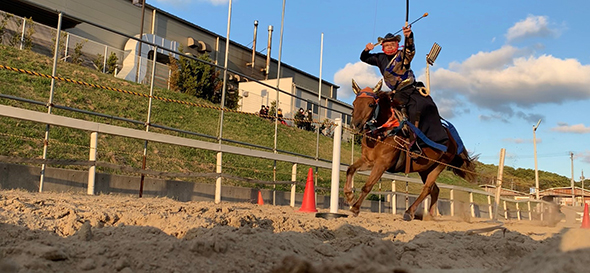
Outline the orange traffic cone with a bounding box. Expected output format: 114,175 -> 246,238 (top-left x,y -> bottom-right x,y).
257,190 -> 264,205
299,168 -> 318,213
581,203 -> 590,229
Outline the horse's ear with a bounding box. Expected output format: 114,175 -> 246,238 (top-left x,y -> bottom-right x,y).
373,79 -> 383,94
352,79 -> 361,95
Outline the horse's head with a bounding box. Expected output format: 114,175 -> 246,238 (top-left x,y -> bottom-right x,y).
350,79 -> 383,133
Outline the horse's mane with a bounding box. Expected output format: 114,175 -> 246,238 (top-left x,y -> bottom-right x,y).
375,91 -> 390,105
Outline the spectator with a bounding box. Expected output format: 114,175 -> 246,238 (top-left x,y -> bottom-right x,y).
259,105 -> 267,118
265,106 -> 270,119
277,108 -> 287,125
294,108 -> 305,129
305,109 -> 314,131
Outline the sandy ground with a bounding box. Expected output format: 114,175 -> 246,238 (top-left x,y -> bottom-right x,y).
1,189 -> 589,273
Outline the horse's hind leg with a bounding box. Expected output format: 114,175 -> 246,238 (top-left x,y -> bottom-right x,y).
404,165 -> 445,221
428,183 -> 440,218
344,159 -> 368,205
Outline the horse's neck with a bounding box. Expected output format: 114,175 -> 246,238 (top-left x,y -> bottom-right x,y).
376,97 -> 393,125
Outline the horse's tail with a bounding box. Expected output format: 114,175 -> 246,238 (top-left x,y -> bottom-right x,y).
449,149 -> 478,183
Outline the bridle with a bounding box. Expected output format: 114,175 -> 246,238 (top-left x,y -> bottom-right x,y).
355,90 -> 380,133
355,90 -> 404,138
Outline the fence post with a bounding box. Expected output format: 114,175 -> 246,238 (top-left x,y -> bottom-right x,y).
328,118 -> 342,214
20,17 -> 26,50
537,203 -> 545,222
405,179 -> 409,211
493,148 -> 506,220
103,45 -> 108,73
528,201 -> 532,220
64,33 -> 69,61
290,163 -> 297,207
39,12 -> 63,192
87,132 -> 98,195
516,202 -> 521,220
487,195 -> 493,219
469,192 -> 475,218
378,179 -> 382,213
503,200 -> 508,219
450,189 -> 455,216
215,152 -> 222,203
392,180 -> 397,215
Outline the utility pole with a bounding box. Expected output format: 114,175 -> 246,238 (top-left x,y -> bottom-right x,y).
134,0 -> 146,83
571,152 -> 575,206
533,119 -> 541,199
581,170 -> 585,205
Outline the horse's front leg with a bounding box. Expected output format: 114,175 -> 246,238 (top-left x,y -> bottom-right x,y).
350,164 -> 388,216
344,159 -> 369,205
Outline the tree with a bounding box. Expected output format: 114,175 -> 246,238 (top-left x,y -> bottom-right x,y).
168,49 -> 239,109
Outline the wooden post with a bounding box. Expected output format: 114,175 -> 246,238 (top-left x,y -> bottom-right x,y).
469,192 -> 475,218
516,202 -> 521,220
215,152 -> 222,204
450,189 -> 455,216
392,180 -> 397,215
527,201 -> 532,220
290,163 -> 297,207
493,148 -> 506,220
487,195 -> 493,219
503,200 -> 508,219
87,132 -> 98,195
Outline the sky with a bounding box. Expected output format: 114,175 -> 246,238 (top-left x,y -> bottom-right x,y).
148,0 -> 590,181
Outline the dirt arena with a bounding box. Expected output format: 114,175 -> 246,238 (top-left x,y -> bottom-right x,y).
1,189 -> 589,273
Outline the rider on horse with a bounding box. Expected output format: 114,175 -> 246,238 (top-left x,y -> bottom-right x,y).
360,25 -> 448,153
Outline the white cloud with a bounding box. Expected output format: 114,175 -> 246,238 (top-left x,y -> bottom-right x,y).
431,46 -> 590,118
479,113 -> 509,123
577,151 -> 590,164
551,123 -> 590,134
506,15 -> 557,42
334,62 -> 382,100
433,97 -> 459,119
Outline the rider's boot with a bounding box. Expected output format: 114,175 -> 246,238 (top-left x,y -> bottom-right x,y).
409,113 -> 421,159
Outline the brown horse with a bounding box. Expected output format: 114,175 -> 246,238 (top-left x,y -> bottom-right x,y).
344,79 -> 476,221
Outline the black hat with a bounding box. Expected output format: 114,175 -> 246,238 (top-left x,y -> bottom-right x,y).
380,33 -> 401,43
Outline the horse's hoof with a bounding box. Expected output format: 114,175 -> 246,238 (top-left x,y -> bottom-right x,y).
350,207 -> 360,217
403,212 -> 413,221
344,194 -> 354,206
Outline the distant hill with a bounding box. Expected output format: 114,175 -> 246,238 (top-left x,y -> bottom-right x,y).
474,162 -> 574,192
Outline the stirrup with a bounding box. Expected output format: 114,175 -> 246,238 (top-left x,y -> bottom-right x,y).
409,144 -> 421,159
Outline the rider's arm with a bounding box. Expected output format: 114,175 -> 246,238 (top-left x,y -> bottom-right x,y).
360,49 -> 379,66
402,32 -> 415,68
